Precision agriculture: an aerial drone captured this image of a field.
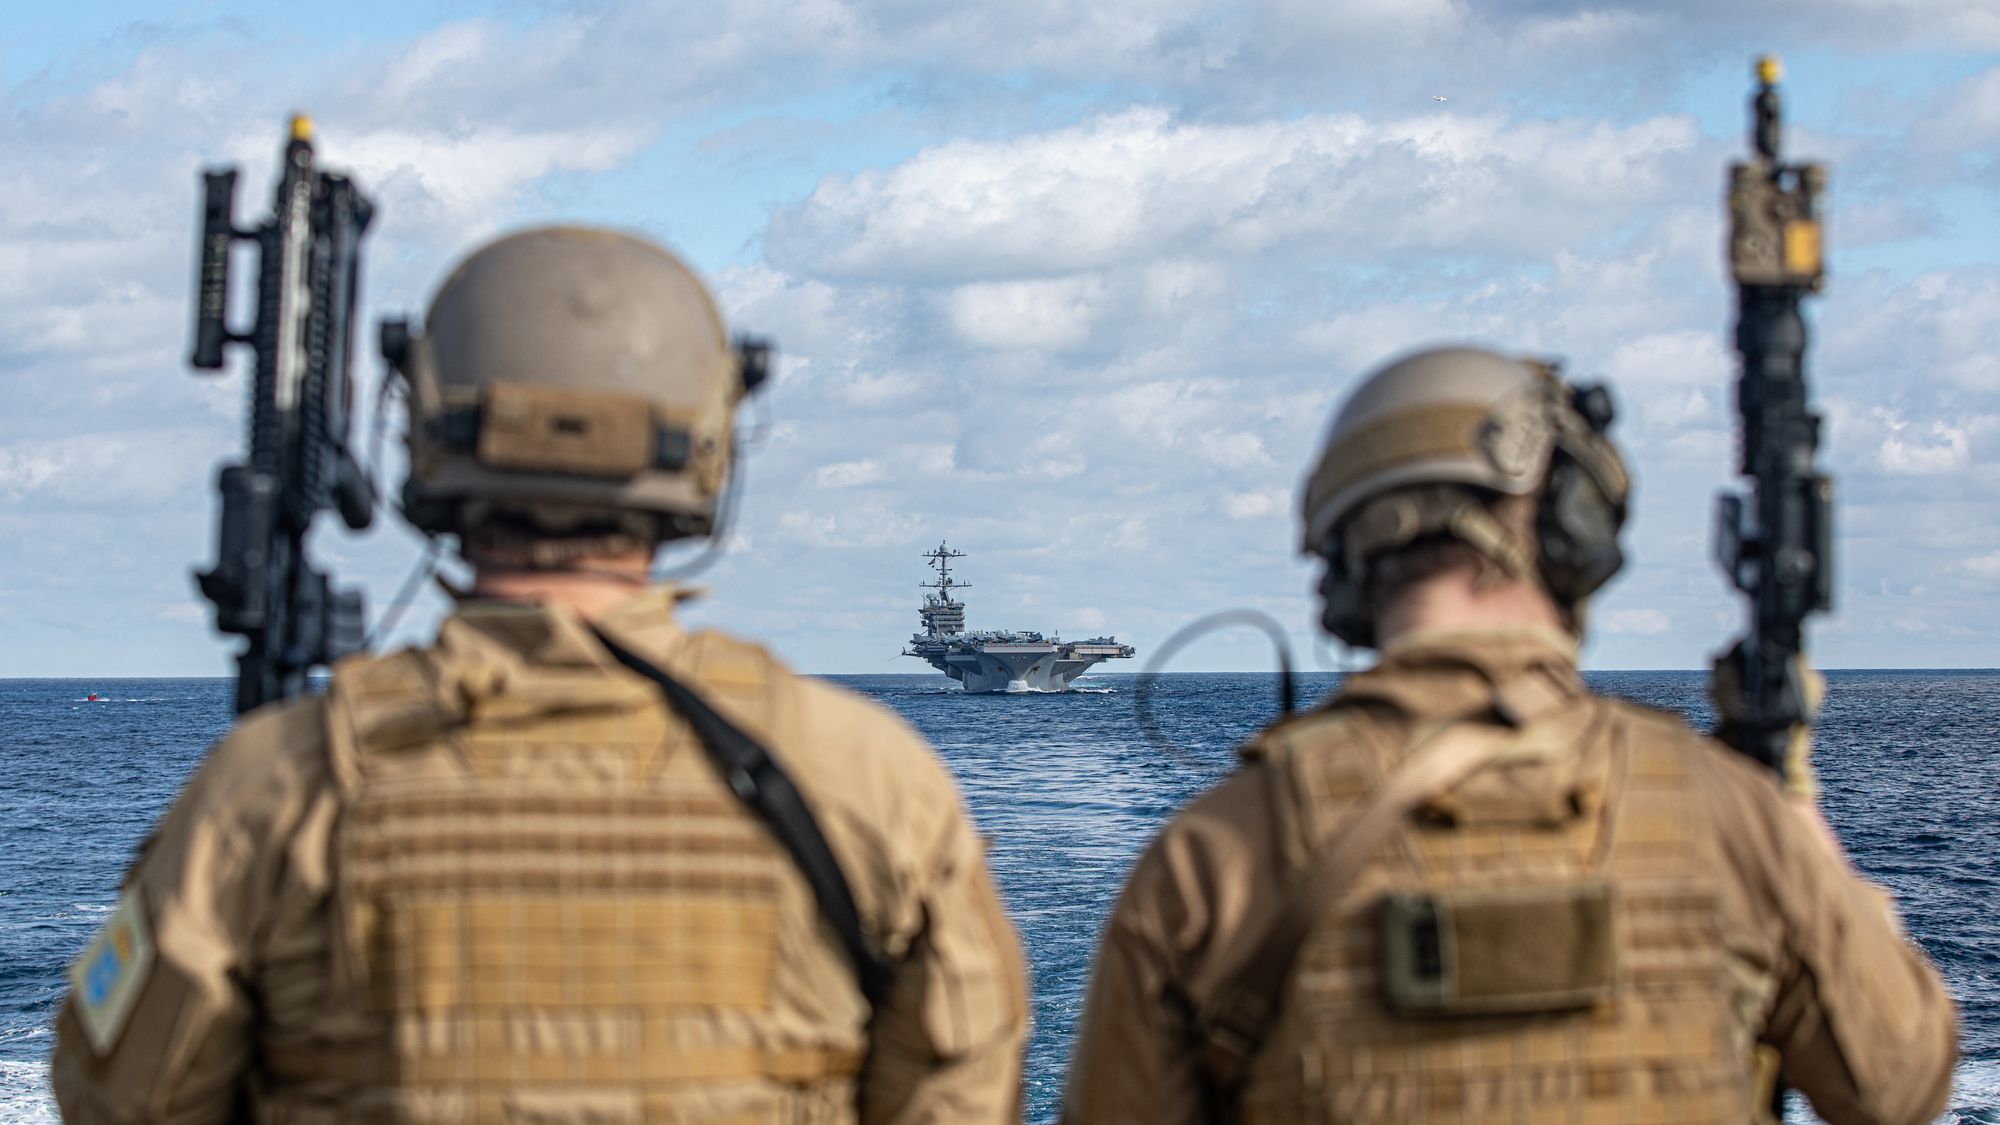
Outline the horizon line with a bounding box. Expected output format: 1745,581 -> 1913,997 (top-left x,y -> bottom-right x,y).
6,667 -> 1997,681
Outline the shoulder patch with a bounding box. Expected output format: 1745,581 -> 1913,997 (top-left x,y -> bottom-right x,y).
69,887 -> 155,1055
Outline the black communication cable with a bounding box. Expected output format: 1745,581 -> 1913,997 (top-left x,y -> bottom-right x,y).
652,445 -> 744,583
1133,608 -> 1299,767
365,534 -> 443,647
361,361 -> 404,504
351,364 -> 450,649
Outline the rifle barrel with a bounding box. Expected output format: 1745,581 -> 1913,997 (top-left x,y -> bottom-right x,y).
187,120 -> 376,713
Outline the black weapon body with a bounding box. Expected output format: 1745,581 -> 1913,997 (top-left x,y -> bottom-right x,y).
1714,61 -> 1832,776
190,119 -> 376,714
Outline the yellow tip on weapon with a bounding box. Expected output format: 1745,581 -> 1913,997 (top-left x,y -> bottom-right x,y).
290,114 -> 315,142
1756,55 -> 1782,87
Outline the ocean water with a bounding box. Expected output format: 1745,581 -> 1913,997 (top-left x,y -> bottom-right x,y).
1,671 -> 1993,1122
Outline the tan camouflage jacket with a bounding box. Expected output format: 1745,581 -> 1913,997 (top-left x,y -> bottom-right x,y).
1063,628 -> 1956,1125
53,587 -> 1027,1124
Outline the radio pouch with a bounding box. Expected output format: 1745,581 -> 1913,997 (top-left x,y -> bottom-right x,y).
1379,881 -> 1616,1016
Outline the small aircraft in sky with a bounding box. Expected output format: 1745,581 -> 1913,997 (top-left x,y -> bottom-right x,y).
1432,95 -> 1448,102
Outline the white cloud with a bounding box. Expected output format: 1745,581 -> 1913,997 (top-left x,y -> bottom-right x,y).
947,276 -> 1108,351
1198,431 -> 1273,470
0,433 -> 215,511
1599,608 -> 1673,636
768,108 -> 1704,280
1223,489 -> 1287,520
329,124 -> 647,238
0,448 -> 73,496
723,82 -> 2000,670
1606,330 -> 1730,389
7,2 -> 2000,680
813,458 -> 890,487
1914,66 -> 2000,165
1958,552 -> 2000,580
1874,411 -> 1971,476
775,506 -> 923,548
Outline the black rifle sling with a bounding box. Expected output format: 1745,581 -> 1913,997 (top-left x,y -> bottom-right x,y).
594,629 -> 892,1006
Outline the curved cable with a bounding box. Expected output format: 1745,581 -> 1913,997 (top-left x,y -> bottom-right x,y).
364,364 -> 402,503
1312,630 -> 1346,673
1133,608 -> 1298,767
651,445 -> 744,583
366,535 -> 442,647
740,388 -> 775,451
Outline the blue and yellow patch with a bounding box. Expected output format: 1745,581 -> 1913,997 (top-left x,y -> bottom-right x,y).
69,887 -> 154,1054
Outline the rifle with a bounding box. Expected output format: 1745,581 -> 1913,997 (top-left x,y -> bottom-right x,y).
1713,56 -> 1832,782
189,116 -> 377,714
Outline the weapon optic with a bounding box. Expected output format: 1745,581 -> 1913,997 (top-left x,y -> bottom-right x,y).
1712,56 -> 1832,779
190,115 -> 377,714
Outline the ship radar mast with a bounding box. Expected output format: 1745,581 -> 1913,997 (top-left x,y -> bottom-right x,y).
918,542 -> 969,637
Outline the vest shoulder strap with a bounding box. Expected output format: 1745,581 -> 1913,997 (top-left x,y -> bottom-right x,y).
324,648 -> 463,790
1198,721 -> 1515,1090
591,627 -> 892,1007
677,628 -> 788,735
1196,692 -> 1604,1093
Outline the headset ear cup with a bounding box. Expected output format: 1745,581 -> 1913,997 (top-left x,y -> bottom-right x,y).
1537,454 -> 1625,603
1319,557 -> 1374,649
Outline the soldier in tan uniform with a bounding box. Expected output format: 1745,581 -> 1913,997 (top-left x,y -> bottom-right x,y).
1063,347 -> 1956,1124
52,228 -> 1028,1124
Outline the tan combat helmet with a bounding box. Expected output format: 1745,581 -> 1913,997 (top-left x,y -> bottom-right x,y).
1299,345 -> 1631,647
385,226 -> 769,542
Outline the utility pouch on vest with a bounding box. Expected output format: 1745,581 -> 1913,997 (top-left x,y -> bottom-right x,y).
1379,881 -> 1617,1016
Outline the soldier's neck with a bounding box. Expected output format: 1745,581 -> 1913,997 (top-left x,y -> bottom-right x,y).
472,554 -> 653,621
1375,566 -> 1568,648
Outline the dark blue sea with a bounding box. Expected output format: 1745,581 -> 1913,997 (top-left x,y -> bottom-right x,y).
2,671 -> 1994,1122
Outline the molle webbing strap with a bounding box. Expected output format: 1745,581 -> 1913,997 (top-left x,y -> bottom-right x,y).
592,629 -> 892,1007
1196,719 -> 1530,1093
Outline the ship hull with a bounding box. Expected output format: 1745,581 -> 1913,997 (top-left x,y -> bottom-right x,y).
916,643 -> 1130,693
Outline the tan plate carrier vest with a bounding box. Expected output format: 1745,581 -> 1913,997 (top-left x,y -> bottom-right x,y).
260,634 -> 866,1124
1235,695 -> 1759,1125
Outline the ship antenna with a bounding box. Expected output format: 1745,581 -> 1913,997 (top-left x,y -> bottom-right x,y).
916,541 -> 970,640
920,541 -> 969,599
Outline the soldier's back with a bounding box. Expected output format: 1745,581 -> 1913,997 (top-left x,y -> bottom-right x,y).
1066,630 -> 1955,1125
58,591 -> 1027,1124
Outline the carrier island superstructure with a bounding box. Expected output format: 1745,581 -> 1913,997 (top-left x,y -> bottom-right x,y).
901,543 -> 1135,692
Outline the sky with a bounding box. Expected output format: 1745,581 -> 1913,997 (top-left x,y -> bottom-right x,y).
2,0 -> 1998,676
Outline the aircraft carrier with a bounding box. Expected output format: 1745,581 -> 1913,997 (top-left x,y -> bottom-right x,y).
902,543 -> 1135,692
